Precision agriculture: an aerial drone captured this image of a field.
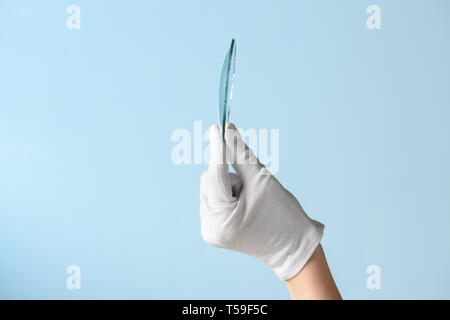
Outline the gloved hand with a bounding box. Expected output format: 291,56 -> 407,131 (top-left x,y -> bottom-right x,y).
200,123 -> 324,280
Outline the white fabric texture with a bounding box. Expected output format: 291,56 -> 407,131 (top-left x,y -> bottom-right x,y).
200,123 -> 324,280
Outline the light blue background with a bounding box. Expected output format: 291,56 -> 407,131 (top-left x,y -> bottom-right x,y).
1,0 -> 449,299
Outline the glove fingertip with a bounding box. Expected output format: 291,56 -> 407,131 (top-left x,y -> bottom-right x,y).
209,124 -> 222,141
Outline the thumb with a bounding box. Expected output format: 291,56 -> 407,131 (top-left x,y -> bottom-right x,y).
207,124 -> 233,206
224,123 -> 266,183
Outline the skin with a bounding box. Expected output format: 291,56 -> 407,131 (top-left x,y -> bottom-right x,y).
285,244 -> 342,300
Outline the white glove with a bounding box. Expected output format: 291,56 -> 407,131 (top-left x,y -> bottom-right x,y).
200,123 -> 324,280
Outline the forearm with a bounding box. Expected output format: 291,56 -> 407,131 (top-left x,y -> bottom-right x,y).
285,244 -> 342,300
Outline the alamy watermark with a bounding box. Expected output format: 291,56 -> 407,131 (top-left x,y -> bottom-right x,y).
170,121 -> 280,174
66,5 -> 81,30
66,265 -> 81,290
366,5 -> 381,30
366,265 -> 381,290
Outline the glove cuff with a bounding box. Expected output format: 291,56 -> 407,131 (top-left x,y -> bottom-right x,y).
273,221 -> 325,281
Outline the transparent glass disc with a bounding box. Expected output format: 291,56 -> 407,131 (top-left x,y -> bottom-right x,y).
218,39 -> 236,140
